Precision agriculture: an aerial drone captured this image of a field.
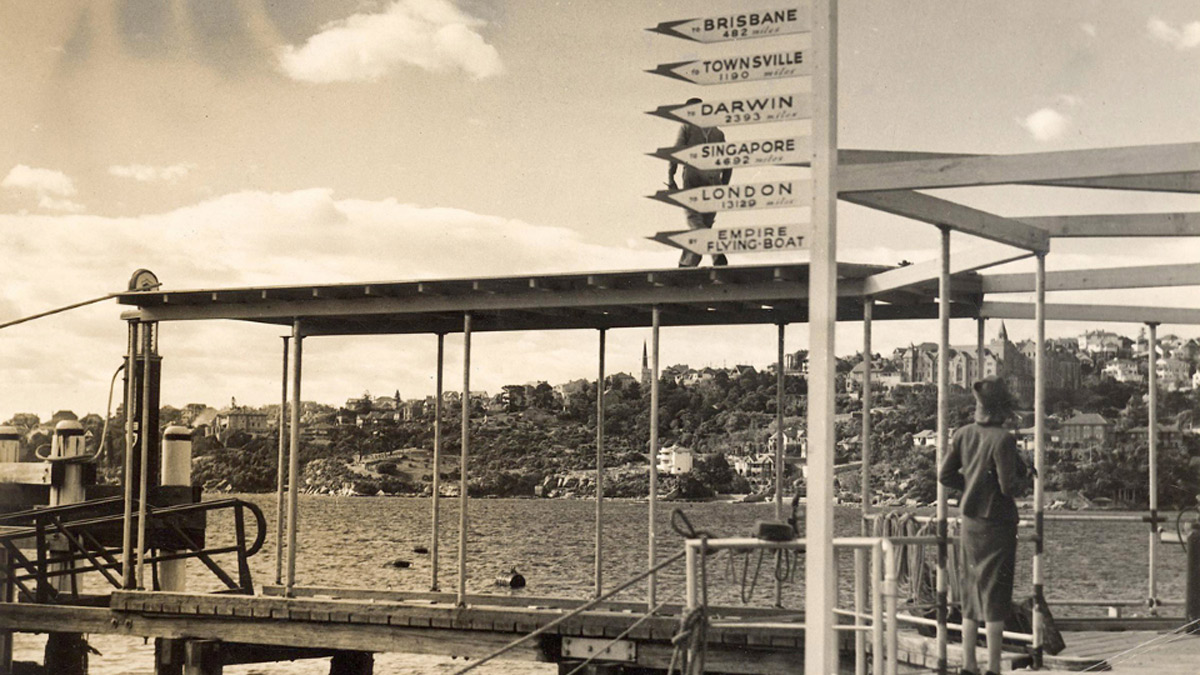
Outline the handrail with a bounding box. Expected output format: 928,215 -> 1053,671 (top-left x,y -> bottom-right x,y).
0,498 -> 266,598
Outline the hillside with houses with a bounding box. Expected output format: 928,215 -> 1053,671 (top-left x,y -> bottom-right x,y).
4,326 -> 1200,507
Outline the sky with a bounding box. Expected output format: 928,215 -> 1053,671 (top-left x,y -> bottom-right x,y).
1,0 -> 1198,420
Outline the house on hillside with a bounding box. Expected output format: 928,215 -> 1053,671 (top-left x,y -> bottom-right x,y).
1059,413 -> 1113,449
657,445 -> 693,475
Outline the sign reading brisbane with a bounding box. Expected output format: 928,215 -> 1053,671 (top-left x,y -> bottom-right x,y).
647,7 -> 810,43
648,47 -> 811,86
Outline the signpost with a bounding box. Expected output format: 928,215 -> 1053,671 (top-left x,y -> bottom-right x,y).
647,6 -> 811,43
648,45 -> 811,85
649,93 -> 811,127
650,224 -> 809,257
648,179 -> 811,213
650,136 -> 810,170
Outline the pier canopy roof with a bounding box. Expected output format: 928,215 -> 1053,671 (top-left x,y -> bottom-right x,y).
115,263 -> 982,336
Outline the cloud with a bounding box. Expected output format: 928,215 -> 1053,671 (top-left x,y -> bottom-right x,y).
1147,16 -> 1200,50
0,188 -> 663,417
3,164 -> 77,196
277,0 -> 503,83
2,164 -> 85,212
1018,108 -> 1070,142
108,163 -> 194,183
1080,23 -> 1097,37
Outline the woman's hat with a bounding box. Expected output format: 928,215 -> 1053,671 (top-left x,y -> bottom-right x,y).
973,375 -> 1015,414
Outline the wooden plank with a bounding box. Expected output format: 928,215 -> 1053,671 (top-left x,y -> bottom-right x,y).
864,247 -> 1033,295
1017,212 -> 1200,237
980,301 -> 1200,325
839,142 -> 1200,193
0,464 -> 51,485
982,262 -> 1200,293
843,190 -> 1050,252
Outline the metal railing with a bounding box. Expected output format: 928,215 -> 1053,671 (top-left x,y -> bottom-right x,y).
682,534 -> 1034,675
0,497 -> 266,601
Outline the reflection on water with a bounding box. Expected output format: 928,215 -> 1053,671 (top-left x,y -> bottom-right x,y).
16,495 -> 1184,673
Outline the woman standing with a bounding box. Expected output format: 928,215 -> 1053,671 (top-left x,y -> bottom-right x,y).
939,376 -> 1025,675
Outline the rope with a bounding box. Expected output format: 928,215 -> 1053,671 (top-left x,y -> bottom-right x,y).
1081,616 -> 1200,672
452,550 -> 685,674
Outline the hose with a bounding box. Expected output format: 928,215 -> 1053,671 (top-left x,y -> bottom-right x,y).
94,363 -> 127,468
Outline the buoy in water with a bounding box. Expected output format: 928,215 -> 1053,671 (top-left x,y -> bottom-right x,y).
387,559 -> 411,569
413,545 -> 429,554
496,567 -> 525,589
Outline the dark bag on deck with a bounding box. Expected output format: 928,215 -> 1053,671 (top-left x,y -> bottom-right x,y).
1005,595 -> 1065,655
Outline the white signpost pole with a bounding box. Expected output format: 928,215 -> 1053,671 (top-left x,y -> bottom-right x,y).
805,0 -> 839,673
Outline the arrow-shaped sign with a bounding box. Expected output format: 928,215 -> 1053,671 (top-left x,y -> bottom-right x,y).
651,225 -> 810,256
650,137 -> 811,171
648,42 -> 811,86
647,6 -> 811,43
649,180 -> 812,213
650,93 -> 811,128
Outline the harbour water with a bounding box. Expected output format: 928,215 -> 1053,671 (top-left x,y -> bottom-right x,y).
13,495 -> 1187,673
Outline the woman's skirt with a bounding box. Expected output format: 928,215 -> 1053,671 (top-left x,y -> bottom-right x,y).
960,515 -> 1018,622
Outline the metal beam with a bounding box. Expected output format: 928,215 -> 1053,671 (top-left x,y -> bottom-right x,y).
864,247 -> 1033,295
982,262 -> 1200,294
1017,212 -> 1200,238
839,142 -> 1200,193
843,190 -> 1050,252
980,302 -> 1200,325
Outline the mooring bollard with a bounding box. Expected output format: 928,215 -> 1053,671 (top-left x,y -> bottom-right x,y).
44,421 -> 89,675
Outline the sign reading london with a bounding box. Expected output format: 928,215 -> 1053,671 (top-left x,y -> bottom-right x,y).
651,225 -> 809,256
647,7 -> 810,43
649,93 -> 810,128
649,179 -> 811,213
651,137 -> 810,170
648,45 -> 811,85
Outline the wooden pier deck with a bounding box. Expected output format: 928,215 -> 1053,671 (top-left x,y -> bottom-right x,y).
0,587 -> 856,673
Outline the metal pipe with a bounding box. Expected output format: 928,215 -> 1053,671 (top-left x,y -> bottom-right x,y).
1033,254 -> 1047,661
285,321 -> 303,593
458,313 -> 472,606
136,322 -> 153,588
861,298 -> 873,514
431,333 -> 444,592
871,542 -> 883,675
121,320 -> 137,589
776,321 -> 785,608
1147,321 -> 1159,612
595,328 -> 606,598
649,306 -> 661,609
976,317 -> 986,380
882,539 -> 898,675
858,298 -> 874,675
935,227 -> 950,672
275,336 -> 289,586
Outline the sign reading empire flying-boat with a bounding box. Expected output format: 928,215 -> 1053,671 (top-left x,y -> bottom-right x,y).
652,224 -> 809,256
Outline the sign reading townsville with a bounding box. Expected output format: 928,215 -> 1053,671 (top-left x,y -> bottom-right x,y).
648,47 -> 810,85
648,6 -> 810,43
649,93 -> 810,128
649,179 -> 811,213
652,225 -> 809,256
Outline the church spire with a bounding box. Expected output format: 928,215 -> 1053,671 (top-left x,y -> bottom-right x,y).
998,321 -> 1009,342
